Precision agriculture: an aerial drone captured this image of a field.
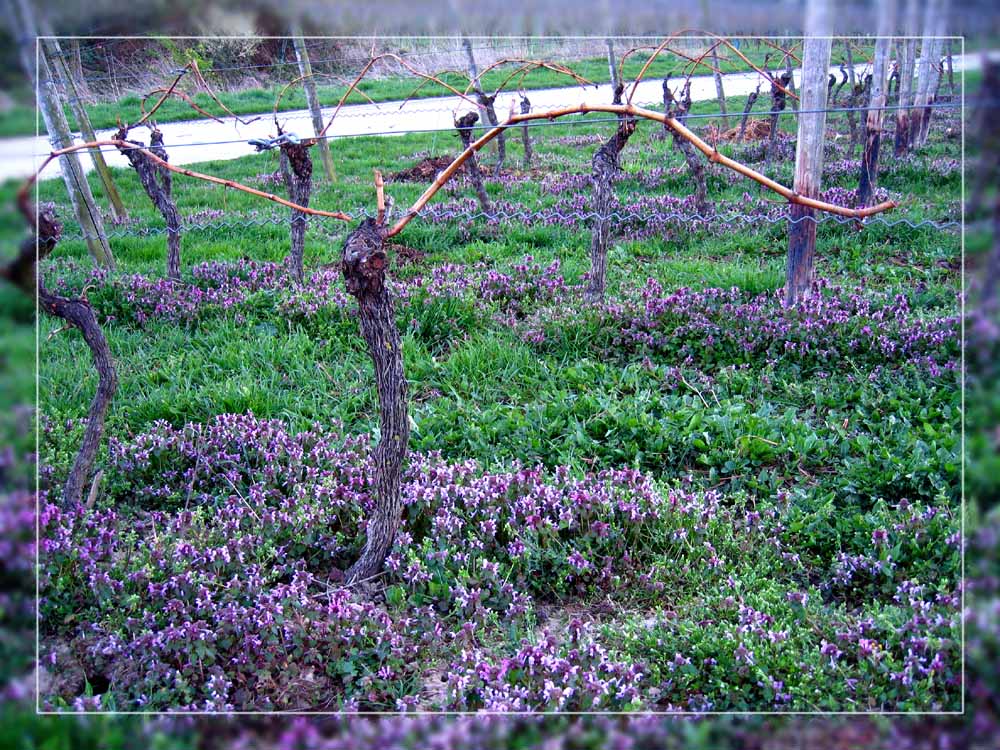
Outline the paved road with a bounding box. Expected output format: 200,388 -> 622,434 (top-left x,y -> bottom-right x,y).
0,53 -> 985,183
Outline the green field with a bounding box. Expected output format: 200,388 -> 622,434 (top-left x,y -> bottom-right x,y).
2,76 -> 965,714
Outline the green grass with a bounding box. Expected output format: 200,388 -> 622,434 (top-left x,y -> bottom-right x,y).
24,100 -> 961,467
16,82 -> 963,712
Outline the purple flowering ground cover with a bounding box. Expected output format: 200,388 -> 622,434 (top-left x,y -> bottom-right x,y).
13,92 -> 967,719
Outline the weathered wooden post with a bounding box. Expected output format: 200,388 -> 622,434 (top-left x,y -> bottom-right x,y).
291,29 -> 336,183
842,41 -> 861,155
889,43 -> 901,104
710,44 -> 730,130
844,41 -> 856,91
68,40 -> 90,101
945,40 -> 955,99
783,45 -> 798,111
910,0 -> 945,149
894,0 -> 920,155
858,0 -> 897,208
916,0 -> 949,146
7,0 -> 114,268
606,38 -> 620,92
37,58 -> 115,268
785,0 -> 832,306
41,36 -> 128,223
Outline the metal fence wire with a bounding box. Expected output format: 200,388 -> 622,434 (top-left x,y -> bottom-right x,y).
32,47 -> 964,247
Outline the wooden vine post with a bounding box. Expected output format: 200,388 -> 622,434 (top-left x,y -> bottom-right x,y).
606,38 -> 621,94
291,30 -> 336,182
279,139 -> 314,283
915,0 -> 949,146
858,0 -> 897,207
786,0 -> 832,307
895,0 -> 920,155
945,41 -> 956,99
710,44 -> 730,129
67,40 -> 90,100
910,0 -> 943,149
41,35 -> 128,222
37,56 -> 115,269
341,206 -> 410,585
844,41 -> 856,92
7,0 -> 114,269
841,43 -> 861,157
783,47 -> 798,111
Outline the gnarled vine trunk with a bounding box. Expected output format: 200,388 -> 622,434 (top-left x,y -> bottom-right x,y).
833,64 -> 849,104
279,141 -> 313,284
341,219 -> 410,585
664,78 -> 709,216
738,84 -> 761,141
41,288 -> 118,506
764,72 -> 793,172
520,95 -> 533,167
4,199 -> 117,506
586,117 -> 635,301
455,112 -> 491,212
116,127 -> 182,280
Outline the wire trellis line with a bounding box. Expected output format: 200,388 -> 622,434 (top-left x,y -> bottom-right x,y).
264,97 -> 964,126
50,207 -> 961,242
54,42 -> 558,84
54,98 -> 963,154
